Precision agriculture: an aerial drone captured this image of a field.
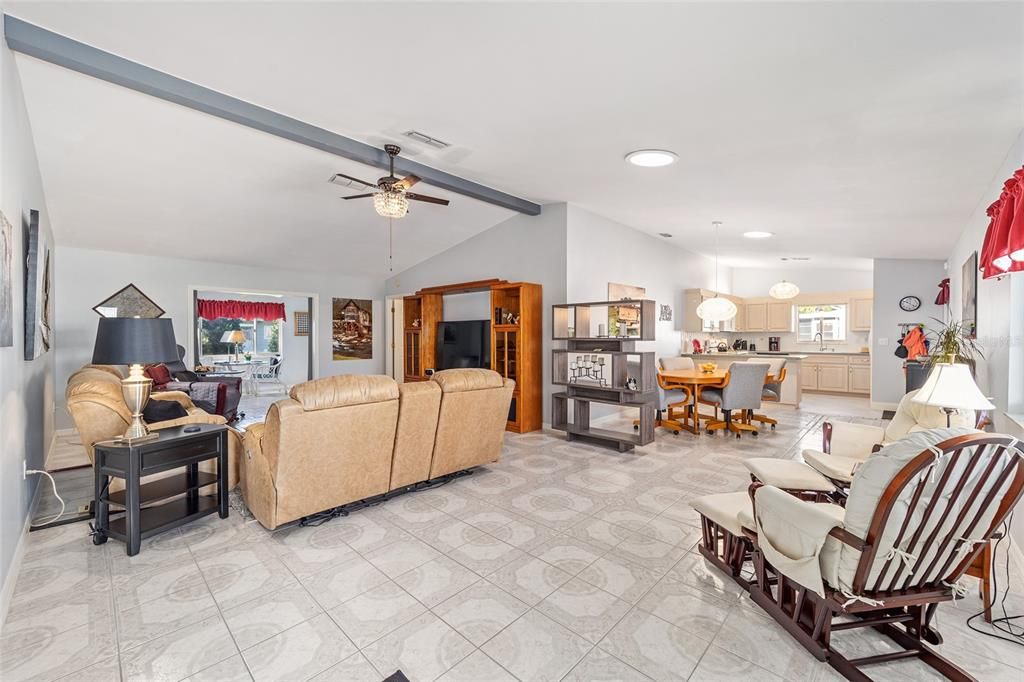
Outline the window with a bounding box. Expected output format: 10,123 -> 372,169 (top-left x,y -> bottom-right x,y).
798,304 -> 847,343
199,317 -> 282,359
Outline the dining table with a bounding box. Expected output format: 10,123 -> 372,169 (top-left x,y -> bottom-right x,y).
658,366 -> 775,435
212,359 -> 269,396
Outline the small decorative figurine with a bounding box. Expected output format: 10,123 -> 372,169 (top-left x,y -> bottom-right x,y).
625,376 -> 638,391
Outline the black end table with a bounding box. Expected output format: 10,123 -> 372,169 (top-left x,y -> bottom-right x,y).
92,423 -> 229,555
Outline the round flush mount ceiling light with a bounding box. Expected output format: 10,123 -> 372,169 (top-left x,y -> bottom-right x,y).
743,231 -> 773,239
769,280 -> 800,299
625,149 -> 678,167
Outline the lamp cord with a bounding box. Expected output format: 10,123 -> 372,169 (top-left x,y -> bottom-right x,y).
27,469 -> 65,527
965,512 -> 1024,646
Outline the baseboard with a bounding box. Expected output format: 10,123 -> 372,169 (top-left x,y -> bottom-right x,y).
0,476 -> 43,626
870,401 -> 899,411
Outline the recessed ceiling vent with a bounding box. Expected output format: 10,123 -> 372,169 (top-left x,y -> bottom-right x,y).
403,130 -> 451,150
658,232 -> 673,238
780,257 -> 811,262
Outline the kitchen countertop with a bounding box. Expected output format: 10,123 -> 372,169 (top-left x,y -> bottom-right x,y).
683,351 -> 868,358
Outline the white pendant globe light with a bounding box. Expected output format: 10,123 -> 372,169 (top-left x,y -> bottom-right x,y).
696,221 -> 738,323
769,280 -> 800,299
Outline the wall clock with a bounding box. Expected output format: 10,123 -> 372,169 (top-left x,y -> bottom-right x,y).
899,295 -> 921,312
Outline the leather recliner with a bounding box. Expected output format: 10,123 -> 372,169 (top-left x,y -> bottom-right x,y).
65,365 -> 241,492
241,368 -> 515,530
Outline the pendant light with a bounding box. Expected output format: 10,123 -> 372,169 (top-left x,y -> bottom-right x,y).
769,280 -> 800,299
696,221 -> 738,323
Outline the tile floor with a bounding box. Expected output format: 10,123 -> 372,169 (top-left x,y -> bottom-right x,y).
6,401 -> 1024,682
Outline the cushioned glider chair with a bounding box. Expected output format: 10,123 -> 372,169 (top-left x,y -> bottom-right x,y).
745,389 -> 982,499
696,429 -> 1024,682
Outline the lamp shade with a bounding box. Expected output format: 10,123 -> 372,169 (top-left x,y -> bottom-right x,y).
220,330 -> 247,344
92,317 -> 178,365
695,296 -> 737,323
911,363 -> 994,412
769,281 -> 800,299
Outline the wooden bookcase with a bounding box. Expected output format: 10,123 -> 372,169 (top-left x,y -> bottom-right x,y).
402,279 -> 542,433
550,299 -> 657,451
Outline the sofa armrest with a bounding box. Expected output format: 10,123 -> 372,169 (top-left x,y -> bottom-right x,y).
241,422 -> 278,529
825,421 -> 885,460
151,390 -> 196,410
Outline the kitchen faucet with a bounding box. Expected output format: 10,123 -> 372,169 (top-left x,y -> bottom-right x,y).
814,331 -> 826,351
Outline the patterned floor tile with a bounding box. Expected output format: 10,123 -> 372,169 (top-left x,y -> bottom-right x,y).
394,555 -> 480,607
563,648 -> 653,681
529,536 -> 604,576
361,611 -> 474,682
120,615 -> 238,682
577,554 -> 662,604
183,654 -> 254,682
598,609 -> 710,681
437,649 -> 517,682
537,577 -> 632,643
481,610 -> 591,682
432,580 -> 529,646
206,557 -> 299,610
240,613 -> 356,682
0,616 -> 117,682
635,575 -> 732,637
487,554 -> 574,606
327,580 -> 426,648
117,581 -> 221,651
309,652 -> 381,682
223,584 -> 324,650
447,534 -> 525,576
298,553 -> 390,610
363,537 -> 441,579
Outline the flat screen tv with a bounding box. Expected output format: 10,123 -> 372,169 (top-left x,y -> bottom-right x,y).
436,320 -> 491,370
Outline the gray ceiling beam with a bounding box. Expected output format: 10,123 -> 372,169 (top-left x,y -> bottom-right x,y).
3,15 -> 542,216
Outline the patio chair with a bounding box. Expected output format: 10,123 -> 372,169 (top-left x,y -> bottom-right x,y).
747,430 -> 1024,681
251,356 -> 287,395
702,362 -> 769,438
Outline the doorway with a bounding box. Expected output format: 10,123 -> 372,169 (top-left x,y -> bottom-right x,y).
385,294 -> 406,382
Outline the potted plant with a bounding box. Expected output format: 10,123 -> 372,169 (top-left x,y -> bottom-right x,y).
244,352 -> 252,362
928,318 -> 982,369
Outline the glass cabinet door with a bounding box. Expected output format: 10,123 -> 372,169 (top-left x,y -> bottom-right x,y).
495,330 -> 518,382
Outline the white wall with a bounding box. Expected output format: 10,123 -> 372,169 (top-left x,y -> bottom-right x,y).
55,246 -> 384,428
387,204 -> 568,421
871,258 -> 947,406
0,28 -> 56,617
195,289 -> 311,389
731,267 -> 873,298
566,205 -> 726,363
946,129 -> 1024,552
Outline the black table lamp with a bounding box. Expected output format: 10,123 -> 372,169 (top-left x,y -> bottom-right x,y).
92,317 -> 178,442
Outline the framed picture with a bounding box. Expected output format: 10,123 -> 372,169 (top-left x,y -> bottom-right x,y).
24,210 -> 52,360
332,298 -> 373,360
92,283 -> 165,319
962,252 -> 977,339
659,304 -> 673,322
0,211 -> 13,347
293,310 -> 310,336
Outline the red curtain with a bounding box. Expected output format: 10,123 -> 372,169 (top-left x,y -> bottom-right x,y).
979,165 -> 1024,279
197,299 -> 287,321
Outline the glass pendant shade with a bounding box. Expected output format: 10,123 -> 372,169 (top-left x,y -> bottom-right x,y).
696,296 -> 737,323
912,363 -> 994,412
769,280 -> 800,299
374,190 -> 409,219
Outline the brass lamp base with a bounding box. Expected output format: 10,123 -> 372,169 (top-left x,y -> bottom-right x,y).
116,364 -> 160,444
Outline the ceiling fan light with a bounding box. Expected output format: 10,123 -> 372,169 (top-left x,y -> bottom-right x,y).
696,296 -> 737,323
374,191 -> 408,219
769,281 -> 800,299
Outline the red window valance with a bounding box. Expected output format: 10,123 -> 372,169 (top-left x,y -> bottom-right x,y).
979,165 -> 1024,279
197,299 -> 287,322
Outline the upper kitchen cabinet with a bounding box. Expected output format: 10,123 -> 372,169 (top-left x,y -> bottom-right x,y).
745,303 -> 767,332
767,302 -> 794,332
851,297 -> 873,331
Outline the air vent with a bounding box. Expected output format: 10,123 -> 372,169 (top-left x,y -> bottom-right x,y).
780,257 -> 811,262
403,130 -> 451,150
658,232 -> 673,238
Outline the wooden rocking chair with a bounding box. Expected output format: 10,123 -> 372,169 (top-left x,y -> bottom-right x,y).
746,432 -> 1024,681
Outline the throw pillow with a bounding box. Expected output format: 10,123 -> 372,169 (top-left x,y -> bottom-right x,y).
145,364 -> 173,386
142,399 -> 188,424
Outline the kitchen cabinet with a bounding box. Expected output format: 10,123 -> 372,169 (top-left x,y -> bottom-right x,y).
851,298 -> 873,332
801,365 -> 820,390
817,364 -> 849,392
745,303 -> 767,332
767,302 -> 794,332
849,365 -> 871,394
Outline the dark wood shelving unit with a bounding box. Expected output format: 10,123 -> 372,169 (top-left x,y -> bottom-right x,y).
403,279 -> 542,433
550,300 -> 657,452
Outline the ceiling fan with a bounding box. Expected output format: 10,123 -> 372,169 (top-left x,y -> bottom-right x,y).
330,144 -> 450,219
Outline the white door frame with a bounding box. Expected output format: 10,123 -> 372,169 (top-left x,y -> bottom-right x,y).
187,285 -> 320,380
385,294 -> 408,382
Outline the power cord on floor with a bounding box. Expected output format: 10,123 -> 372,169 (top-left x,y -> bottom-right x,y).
966,511 -> 1024,647
27,469 -> 66,528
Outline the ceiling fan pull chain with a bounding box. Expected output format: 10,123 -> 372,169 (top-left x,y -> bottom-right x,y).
389,217 -> 394,272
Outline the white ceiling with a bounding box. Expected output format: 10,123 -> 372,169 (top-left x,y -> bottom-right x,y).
9,1 -> 1023,274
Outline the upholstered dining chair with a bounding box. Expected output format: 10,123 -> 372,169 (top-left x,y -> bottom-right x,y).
747,357 -> 786,430
633,356 -> 695,435
701,362 -> 769,438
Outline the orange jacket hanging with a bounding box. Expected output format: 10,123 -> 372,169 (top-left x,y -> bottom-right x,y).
902,326 -> 928,360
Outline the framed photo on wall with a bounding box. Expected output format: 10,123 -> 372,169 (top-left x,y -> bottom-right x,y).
332,298 -> 373,360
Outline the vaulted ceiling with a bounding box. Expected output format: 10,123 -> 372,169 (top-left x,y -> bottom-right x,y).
8,1 -> 1023,275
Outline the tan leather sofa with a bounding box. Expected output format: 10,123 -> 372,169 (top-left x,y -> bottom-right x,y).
242,368 -> 515,530
66,365 -> 241,491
